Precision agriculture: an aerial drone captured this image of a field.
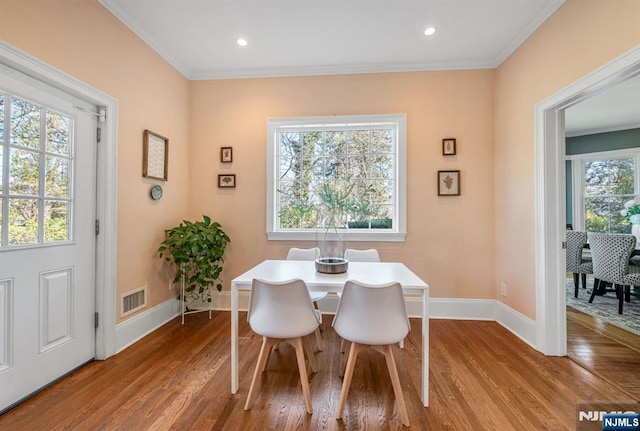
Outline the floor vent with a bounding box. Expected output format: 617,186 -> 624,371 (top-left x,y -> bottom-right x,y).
121,286 -> 147,317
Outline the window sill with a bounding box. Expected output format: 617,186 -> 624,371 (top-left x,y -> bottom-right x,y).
266,231 -> 407,242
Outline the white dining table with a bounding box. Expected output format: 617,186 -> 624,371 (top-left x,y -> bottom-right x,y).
230,259 -> 430,406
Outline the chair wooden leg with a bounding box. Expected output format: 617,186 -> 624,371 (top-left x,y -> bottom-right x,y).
336,342 -> 364,420
573,272 -> 579,298
302,335 -> 318,374
581,273 -> 587,289
245,337 -> 277,410
339,340 -> 352,377
314,327 -> 323,351
289,337 -> 313,415
625,285 -> 632,302
381,345 -> 410,427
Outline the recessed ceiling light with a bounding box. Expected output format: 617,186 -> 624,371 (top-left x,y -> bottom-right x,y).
424,27 -> 436,36
237,38 -> 248,47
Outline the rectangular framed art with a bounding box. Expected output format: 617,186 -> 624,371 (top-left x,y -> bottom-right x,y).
218,174 -> 236,188
442,138 -> 456,155
220,147 -> 233,163
143,129 -> 169,181
438,170 -> 460,196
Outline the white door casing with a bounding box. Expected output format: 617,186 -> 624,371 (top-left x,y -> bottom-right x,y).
535,45 -> 640,355
0,41 -> 118,365
0,65 -> 97,411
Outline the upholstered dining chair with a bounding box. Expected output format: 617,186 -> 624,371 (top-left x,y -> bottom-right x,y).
332,280 -> 411,427
244,278 -> 321,414
286,247 -> 326,350
565,230 -> 593,298
588,233 -> 638,314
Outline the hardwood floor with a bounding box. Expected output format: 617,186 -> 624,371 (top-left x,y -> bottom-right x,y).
566,306 -> 640,398
0,313 -> 636,430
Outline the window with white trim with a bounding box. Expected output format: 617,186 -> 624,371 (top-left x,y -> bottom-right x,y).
266,114 -> 406,241
571,149 -> 639,233
0,91 -> 73,246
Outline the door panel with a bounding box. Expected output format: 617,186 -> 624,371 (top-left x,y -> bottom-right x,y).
0,65 -> 96,411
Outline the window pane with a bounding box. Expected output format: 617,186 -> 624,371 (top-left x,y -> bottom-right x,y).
9,148 -> 40,196
8,198 -> 38,244
370,130 -> 393,153
585,196 -> 631,234
46,111 -> 70,155
279,132 -> 301,158
44,200 -> 68,242
45,155 -> 69,197
11,98 -> 40,149
585,158 -> 634,196
0,146 -> 3,190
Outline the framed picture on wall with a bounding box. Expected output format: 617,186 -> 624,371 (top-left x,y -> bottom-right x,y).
442,138 -> 456,156
143,129 -> 169,181
218,174 -> 236,188
438,170 -> 460,196
221,147 -> 233,163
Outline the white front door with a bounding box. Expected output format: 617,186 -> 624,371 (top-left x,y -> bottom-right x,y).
0,65 -> 97,411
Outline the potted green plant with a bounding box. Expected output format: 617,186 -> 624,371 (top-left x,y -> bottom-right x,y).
157,215 -> 230,313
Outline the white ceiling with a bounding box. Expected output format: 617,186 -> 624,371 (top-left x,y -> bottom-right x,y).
98,0 -> 565,80
98,0 -> 639,136
565,74 -> 640,137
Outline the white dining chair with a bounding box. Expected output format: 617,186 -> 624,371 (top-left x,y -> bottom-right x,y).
344,248 -> 381,262
332,280 -> 411,427
244,278 -> 321,414
286,247 -> 326,350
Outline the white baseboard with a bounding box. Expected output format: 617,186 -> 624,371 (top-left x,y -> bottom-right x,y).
115,297 -> 179,354
113,293 -> 538,355
210,291 -> 536,347
495,300 -> 537,349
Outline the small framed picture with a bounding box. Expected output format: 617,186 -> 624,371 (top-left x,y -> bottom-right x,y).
442,138 -> 456,156
220,147 -> 233,163
218,174 -> 236,188
438,170 -> 460,196
143,130 -> 169,181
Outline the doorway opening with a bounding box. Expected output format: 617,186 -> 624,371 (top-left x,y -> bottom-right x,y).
535,45 -> 640,356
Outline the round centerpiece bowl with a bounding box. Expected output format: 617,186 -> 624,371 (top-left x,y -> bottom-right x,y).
315,257 -> 348,274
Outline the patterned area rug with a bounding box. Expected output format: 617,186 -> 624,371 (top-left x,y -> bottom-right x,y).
566,278 -> 640,336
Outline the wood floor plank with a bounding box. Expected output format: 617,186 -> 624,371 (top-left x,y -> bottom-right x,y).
0,312 -> 636,430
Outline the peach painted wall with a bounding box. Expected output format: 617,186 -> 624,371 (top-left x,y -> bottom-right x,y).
189,71 -> 496,299
495,0 -> 640,318
0,0 -> 191,322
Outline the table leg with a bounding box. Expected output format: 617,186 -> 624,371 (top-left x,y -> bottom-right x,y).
231,282 -> 239,394
422,289 -> 429,406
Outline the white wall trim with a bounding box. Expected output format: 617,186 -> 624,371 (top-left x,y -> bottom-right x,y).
115,298 -> 179,354
495,301 -> 537,349
0,40 -> 119,360
207,291 -> 534,346
534,45 -> 640,356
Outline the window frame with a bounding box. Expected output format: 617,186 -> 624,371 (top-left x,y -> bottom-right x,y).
569,148 -> 640,232
266,113 -> 407,242
0,88 -> 75,249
